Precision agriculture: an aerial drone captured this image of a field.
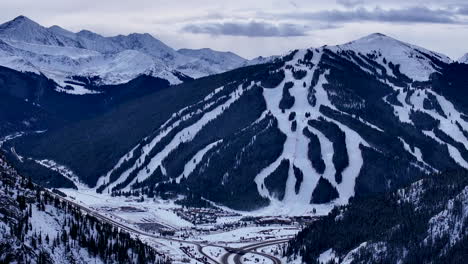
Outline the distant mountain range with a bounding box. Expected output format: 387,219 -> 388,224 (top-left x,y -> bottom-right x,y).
0,16 -> 259,94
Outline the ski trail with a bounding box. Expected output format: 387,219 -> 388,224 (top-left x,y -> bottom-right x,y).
175,140 -> 222,183
100,86 -> 230,191
118,83 -> 253,191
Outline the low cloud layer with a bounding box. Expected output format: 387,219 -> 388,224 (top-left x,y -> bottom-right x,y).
268,6 -> 465,25
183,21 -> 308,37
183,6 -> 468,38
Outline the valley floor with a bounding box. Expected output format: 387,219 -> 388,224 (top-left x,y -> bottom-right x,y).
57,188 -> 307,264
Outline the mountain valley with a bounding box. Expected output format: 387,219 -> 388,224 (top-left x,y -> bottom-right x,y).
0,15 -> 467,264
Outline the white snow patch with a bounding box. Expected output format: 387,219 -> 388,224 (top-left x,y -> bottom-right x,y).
318,248 -> 338,264
423,130 -> 468,169
176,140 -> 222,183
33,159 -> 87,189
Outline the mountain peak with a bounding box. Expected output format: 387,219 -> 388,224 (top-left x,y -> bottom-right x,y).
0,16 -> 82,48
0,15 -> 46,38
76,29 -> 104,40
0,15 -> 41,31
12,15 -> 34,23
178,48 -> 245,59
332,32 -> 452,81
48,25 -> 75,38
123,33 -> 164,44
342,32 -> 451,63
348,33 -> 399,45
177,47 -> 247,70
337,33 -> 411,53
364,32 -> 388,38
458,53 -> 468,64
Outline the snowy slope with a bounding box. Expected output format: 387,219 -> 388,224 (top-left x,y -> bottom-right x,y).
243,55 -> 281,67
331,33 -> 452,81
0,16 -> 248,93
458,53 -> 468,64
79,35 -> 465,215
177,48 -> 246,77
8,32 -> 468,216
178,48 -> 245,64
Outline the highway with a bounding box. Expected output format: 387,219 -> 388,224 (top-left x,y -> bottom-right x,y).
221,238 -> 290,264
46,189 -> 220,263
46,189 -> 290,264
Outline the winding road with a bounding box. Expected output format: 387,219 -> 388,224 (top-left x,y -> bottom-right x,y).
46,189 -> 290,264
220,238 -> 289,264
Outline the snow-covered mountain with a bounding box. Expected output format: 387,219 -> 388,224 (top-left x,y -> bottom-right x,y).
0,16 -> 248,93
0,16 -> 79,47
458,53 -> 468,64
247,55 -> 278,64
177,48 -> 247,78
4,32 -> 468,216
330,33 -> 452,81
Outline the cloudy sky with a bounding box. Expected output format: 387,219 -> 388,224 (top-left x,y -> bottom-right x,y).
2,0 -> 468,59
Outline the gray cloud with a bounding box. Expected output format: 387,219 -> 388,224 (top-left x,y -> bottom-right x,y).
457,6 -> 468,15
182,21 -> 309,37
180,5 -> 468,38
276,6 -> 462,24
336,0 -> 364,8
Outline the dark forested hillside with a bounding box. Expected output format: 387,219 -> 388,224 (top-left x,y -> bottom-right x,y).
0,65 -> 171,128
8,61 -> 285,188
285,170 -> 468,264
0,66 -> 171,187
0,154 -> 170,264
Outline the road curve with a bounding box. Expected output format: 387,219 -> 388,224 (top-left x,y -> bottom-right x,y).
47,189 -> 290,264
46,190 -> 220,264
220,238 -> 290,264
